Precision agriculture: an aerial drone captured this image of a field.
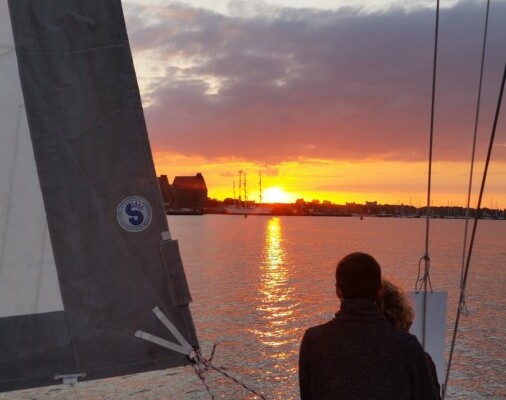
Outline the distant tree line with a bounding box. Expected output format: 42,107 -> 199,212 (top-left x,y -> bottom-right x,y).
205,197 -> 505,219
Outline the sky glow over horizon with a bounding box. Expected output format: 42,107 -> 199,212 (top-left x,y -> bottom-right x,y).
123,0 -> 506,207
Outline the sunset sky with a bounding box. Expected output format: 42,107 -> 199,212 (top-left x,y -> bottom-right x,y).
123,0 -> 505,207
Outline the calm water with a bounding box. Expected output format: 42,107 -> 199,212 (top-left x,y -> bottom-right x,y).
173,215 -> 505,400
3,216 -> 505,399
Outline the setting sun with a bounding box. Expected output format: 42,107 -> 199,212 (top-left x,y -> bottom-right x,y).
262,187 -> 296,204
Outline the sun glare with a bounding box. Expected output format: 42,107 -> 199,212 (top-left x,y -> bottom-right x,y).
263,187 -> 293,204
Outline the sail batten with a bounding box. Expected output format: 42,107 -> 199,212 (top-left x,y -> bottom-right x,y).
1,0 -> 197,392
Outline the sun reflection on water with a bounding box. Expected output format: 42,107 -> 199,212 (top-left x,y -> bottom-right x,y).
252,218 -> 300,363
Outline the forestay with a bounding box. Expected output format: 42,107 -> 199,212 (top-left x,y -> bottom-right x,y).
0,0 -> 197,392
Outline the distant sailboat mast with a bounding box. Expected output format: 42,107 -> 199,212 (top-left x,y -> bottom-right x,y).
233,180 -> 236,207
238,170 -> 243,205
225,170 -> 272,215
244,171 -> 248,209
259,171 -> 263,206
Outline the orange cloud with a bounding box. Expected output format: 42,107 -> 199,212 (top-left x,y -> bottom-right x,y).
126,1 -> 506,208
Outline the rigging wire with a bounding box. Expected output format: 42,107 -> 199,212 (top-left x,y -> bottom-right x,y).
443,62 -> 506,400
191,345 -> 268,400
459,0 -> 490,317
416,0 -> 439,350
423,0 -> 440,267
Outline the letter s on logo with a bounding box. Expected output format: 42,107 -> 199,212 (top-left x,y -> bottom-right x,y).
126,203 -> 144,226
117,196 -> 152,232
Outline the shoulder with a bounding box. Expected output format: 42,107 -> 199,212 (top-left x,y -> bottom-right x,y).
390,329 -> 426,353
300,320 -> 337,365
302,320 -> 336,340
405,331 -> 426,352
300,320 -> 337,353
396,331 -> 435,372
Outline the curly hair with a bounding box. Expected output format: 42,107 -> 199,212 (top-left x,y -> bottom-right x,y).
377,278 -> 414,332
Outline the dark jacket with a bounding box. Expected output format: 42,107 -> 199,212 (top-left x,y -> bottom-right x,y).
299,299 -> 437,400
425,352 -> 442,399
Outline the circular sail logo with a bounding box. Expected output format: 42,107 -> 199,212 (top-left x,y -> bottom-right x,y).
117,196 -> 152,232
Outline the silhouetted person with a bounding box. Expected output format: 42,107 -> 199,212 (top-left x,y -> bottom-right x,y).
299,252 -> 437,400
378,278 -> 442,399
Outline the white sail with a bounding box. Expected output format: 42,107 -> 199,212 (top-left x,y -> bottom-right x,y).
0,0 -> 63,318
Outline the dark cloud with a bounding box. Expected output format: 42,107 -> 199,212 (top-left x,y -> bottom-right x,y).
126,0 -> 506,163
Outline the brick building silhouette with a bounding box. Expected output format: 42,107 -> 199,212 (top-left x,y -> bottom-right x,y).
158,173 -> 207,214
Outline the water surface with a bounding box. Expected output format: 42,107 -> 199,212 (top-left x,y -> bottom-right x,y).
3,215 -> 504,399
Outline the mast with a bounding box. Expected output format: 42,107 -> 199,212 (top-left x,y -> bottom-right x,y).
259,171 -> 263,205
244,171 -> 248,209
233,180 -> 236,207
238,170 -> 243,204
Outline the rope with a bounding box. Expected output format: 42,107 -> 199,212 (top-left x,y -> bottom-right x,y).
423,0 -> 440,261
191,348 -> 216,400
415,254 -> 433,349
415,0 -> 440,349
443,62 -> 506,399
136,308 -> 267,399
415,255 -> 433,293
189,345 -> 268,400
420,0 -> 440,286
459,0 -> 490,317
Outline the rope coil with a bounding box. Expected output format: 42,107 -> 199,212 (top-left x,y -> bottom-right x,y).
415,255 -> 433,293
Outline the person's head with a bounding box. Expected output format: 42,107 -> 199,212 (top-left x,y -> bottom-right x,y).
377,278 -> 414,332
335,252 -> 382,301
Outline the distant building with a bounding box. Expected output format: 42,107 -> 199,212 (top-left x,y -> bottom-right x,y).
366,201 -> 378,206
158,173 -> 208,214
158,175 -> 171,202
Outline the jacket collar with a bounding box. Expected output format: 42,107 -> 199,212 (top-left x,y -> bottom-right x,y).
335,298 -> 382,318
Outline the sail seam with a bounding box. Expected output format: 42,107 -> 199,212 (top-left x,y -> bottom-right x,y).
14,44 -> 124,56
